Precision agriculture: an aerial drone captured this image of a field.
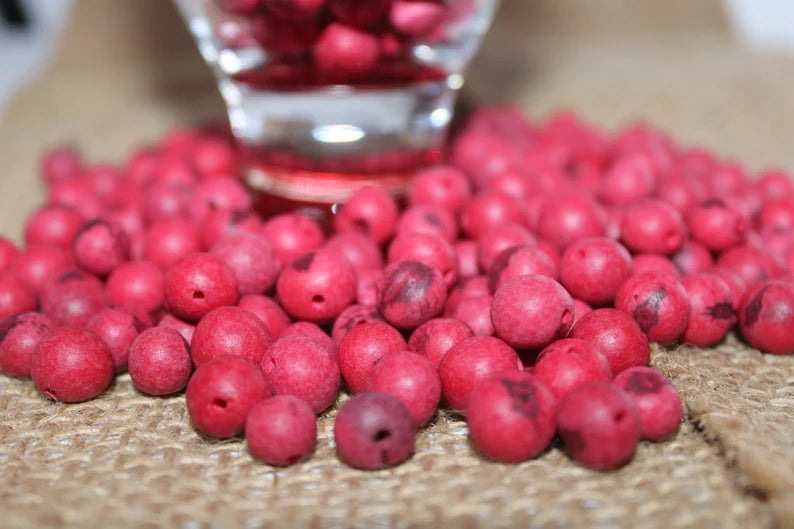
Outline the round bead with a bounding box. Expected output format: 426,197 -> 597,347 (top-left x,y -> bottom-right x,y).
488,245 -> 558,293
0,271 -> 38,320
716,244 -> 783,287
331,304 -> 382,345
86,307 -> 143,373
280,321 -> 336,357
323,232 -> 383,273
128,327 -> 192,396
31,327 -> 114,403
157,313 -> 196,343
476,224 -> 535,272
450,294 -> 494,337
460,192 -> 526,239
191,306 -> 273,366
466,371 -> 557,463
408,165 -> 471,213
334,391 -> 416,470
368,351 -> 441,426
378,260 -> 447,330
387,232 -> 458,287
0,312 -> 52,378
24,205 -> 83,250
599,154 -> 656,206
164,253 -> 240,322
614,272 -> 690,345
533,338 -> 613,400
106,260 -> 164,314
395,204 -> 459,244
738,280 -> 794,354
338,321 -> 406,393
10,244 -> 72,294
40,271 -> 107,328
246,395 -> 317,466
407,317 -> 473,369
238,294 -> 291,339
570,308 -> 650,375
687,200 -> 748,252
614,366 -> 683,441
680,273 -> 735,347
671,241 -> 714,276
537,194 -> 606,249
210,232 -> 280,295
0,237 -> 18,273
145,218 -> 201,270
632,253 -> 680,278
560,237 -> 633,307
620,200 -> 686,255
334,186 -> 398,245
262,213 -> 325,268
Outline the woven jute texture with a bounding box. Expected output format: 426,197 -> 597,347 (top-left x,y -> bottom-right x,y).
1,2 -> 793,528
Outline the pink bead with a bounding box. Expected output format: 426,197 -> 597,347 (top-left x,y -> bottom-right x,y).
671,241 -> 713,276
614,366 -> 683,441
238,294 -> 291,339
246,396 -> 317,466
189,178 -> 251,223
145,218 -> 201,270
128,327 -> 192,396
164,253 -> 240,321
460,192 -> 526,239
716,244 -> 782,287
41,146 -> 82,186
11,244 -> 72,294
87,308 -> 144,373
199,207 -> 263,251
492,275 -> 574,350
276,250 -> 356,323
23,205 -> 83,250
378,260 -> 447,329
408,165 -> 471,213
368,351 -> 440,426
323,232 -> 383,273
388,232 -> 458,287
210,232 -> 279,295
261,334 -> 340,413
192,137 -> 238,179
0,312 -> 52,378
487,167 -> 535,203
454,240 -> 479,278
599,154 -> 656,206
687,199 -> 748,252
73,220 -> 130,277
655,176 -> 699,216
334,391 -> 416,470
571,298 -> 593,326
106,260 -> 165,315
758,198 -> 794,233
313,23 -> 380,79
533,338 -> 612,400
140,182 -> 190,224
48,177 -> 103,219
338,321 -> 406,393
488,245 -> 558,293
679,273 -> 735,347
476,223 -> 535,272
355,267 -> 383,307
191,306 -> 273,366
280,321 -> 336,356
0,272 -> 38,320
390,0 -> 446,39
40,271 -> 107,328
614,272 -> 690,345
331,304 -> 383,345
466,371 -> 557,463
632,253 -> 680,278
450,294 -> 494,337
334,186 -> 398,245
710,268 -> 747,311
570,309 -> 650,375
186,356 -> 272,438
756,168 -> 794,201
739,279 -> 794,354
537,194 -> 606,250
560,237 -> 633,306
395,205 -> 457,243
262,213 -> 325,268
31,327 -> 114,403
157,313 -> 196,343
620,200 -> 686,255
407,317 -> 473,369
438,336 -> 521,411
557,382 -> 641,470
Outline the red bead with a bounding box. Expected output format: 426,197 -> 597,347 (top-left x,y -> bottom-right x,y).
687,200 -> 748,252
0,271 -> 38,320
571,298 -> 593,326
31,327 -> 114,403
24,205 -> 83,250
476,223 -> 535,272
238,294 -> 291,339
632,253 -> 680,278
186,356 -> 272,438
389,0 -> 446,38
466,371 -> 557,463
49,177 -> 103,219
333,391 -> 416,470
106,260 -> 164,315
679,273 -> 735,347
280,321 -> 336,356
334,186 -> 398,245
157,313 -> 196,343
0,312 -> 52,378
41,146 -> 82,185
438,336 -> 521,411
487,245 -> 558,293
164,253 -> 240,321
570,309 -> 650,375
210,232 -> 279,296
262,213 -> 325,267
396,205 -> 458,244
557,382 -> 641,470
338,320 -> 406,393
408,165 -> 471,213
560,237 -> 633,307
331,304 -> 382,345
192,137 -> 238,179
599,154 -> 656,206
329,0 -> 391,27
491,275 -> 574,350
87,308 -> 143,373
313,23 -> 380,79
324,232 -> 383,273
450,294 -> 494,337
11,244 -> 72,294
128,327 -> 192,396
246,395 -> 317,466
710,268 -> 747,311
407,317 -> 473,369
537,194 -> 606,250
614,366 -> 683,441
72,219 -> 130,277
758,198 -> 794,233
251,11 -> 322,55
276,250 -> 356,323
191,306 -> 273,366
189,178 -> 251,223
0,237 -> 18,273
378,260 -> 447,329
368,351 -> 440,426
355,268 -> 383,306
614,272 -> 690,345
454,240 -> 479,278
620,200 -> 685,255
40,271 -> 107,328
459,192 -> 526,239
533,338 -> 612,400
716,244 -> 783,286
199,207 -> 263,251
140,182 -> 190,224
261,334 -> 340,413
656,175 -> 699,216
388,232 -> 458,287
756,168 -> 794,201
671,241 -> 714,276
145,218 -> 201,270
738,279 -> 794,354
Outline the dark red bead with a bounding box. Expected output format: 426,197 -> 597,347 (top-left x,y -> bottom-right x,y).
329,0 -> 391,27
387,232 -> 458,287
246,395 -> 317,466
164,253 -> 240,322
0,312 -> 52,378
378,260 -> 446,330
331,304 -> 383,345
128,327 -> 192,396
87,308 -> 144,373
191,306 -> 273,366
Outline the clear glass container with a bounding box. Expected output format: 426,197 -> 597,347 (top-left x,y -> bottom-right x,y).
175,0 -> 499,204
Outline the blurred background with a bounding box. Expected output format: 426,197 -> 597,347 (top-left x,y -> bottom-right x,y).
2,0 -> 794,236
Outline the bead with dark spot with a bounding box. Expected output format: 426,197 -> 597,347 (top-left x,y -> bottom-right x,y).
614,272 -> 689,345
615,366 -> 683,441
680,273 -> 735,347
739,280 -> 794,354
378,260 -> 446,330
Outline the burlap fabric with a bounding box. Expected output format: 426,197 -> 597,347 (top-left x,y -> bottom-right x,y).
0,2 -> 792,528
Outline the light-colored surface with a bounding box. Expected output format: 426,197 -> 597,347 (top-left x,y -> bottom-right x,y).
1,1 -> 793,528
